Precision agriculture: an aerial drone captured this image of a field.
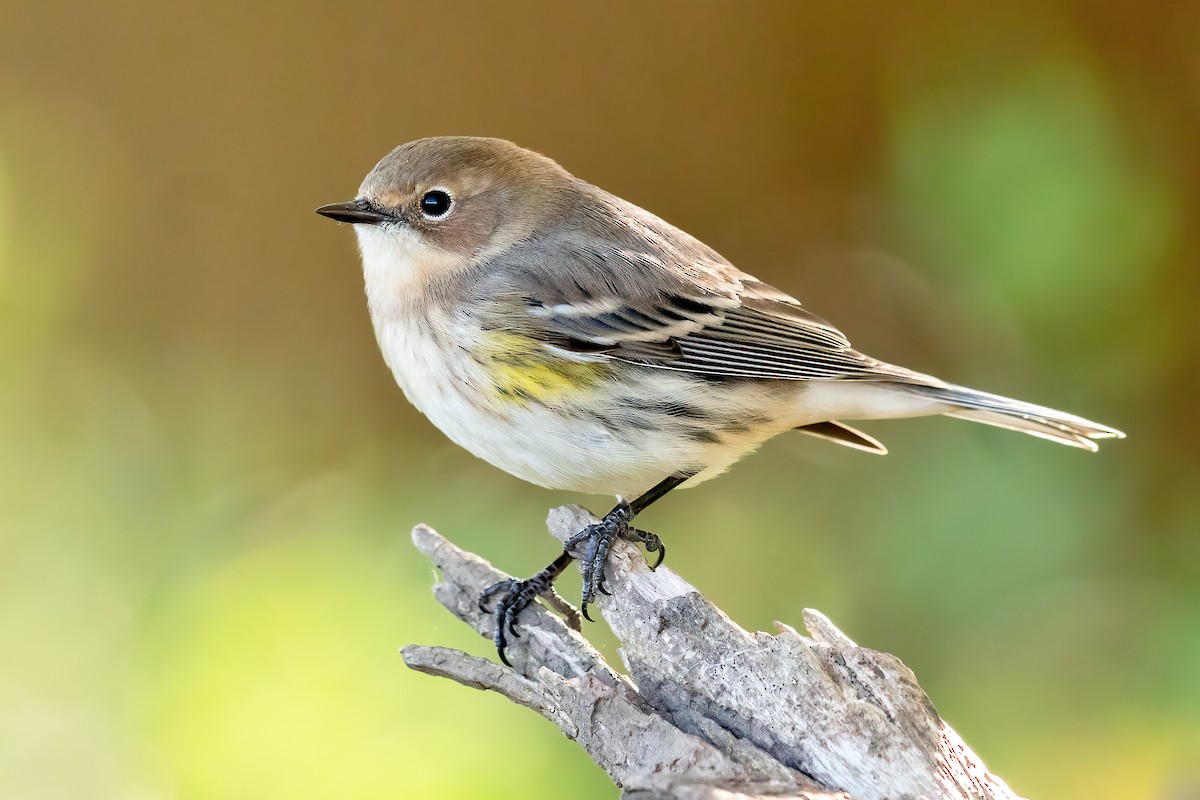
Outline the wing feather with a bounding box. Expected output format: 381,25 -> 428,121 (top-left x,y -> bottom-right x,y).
474,191 -> 917,384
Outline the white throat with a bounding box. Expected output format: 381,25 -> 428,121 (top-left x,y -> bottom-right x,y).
355,225 -> 434,321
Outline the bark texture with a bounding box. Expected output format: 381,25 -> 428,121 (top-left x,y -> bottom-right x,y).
401,505 -> 1025,800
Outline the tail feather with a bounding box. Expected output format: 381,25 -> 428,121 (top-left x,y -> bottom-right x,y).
794,420 -> 888,454
899,383 -> 1125,452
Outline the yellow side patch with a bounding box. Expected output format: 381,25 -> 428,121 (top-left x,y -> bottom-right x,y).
483,333 -> 609,404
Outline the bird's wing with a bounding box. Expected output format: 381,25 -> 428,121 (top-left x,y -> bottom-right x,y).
477,226 -> 925,384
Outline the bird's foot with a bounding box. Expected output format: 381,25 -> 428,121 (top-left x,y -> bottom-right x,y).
564,503 -> 629,621
479,554 -> 578,667
564,502 -> 666,621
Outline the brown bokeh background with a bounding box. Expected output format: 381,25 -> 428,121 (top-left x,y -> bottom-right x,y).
1,2 -> 1197,798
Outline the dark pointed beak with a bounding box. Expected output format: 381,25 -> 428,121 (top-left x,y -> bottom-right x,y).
315,200 -> 390,225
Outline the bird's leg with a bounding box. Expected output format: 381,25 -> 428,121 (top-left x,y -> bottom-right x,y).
478,470 -> 695,665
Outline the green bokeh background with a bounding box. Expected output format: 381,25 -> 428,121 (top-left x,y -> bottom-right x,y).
1,2 -> 1197,798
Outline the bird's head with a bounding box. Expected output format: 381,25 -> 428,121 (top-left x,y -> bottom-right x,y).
317,136 -> 575,295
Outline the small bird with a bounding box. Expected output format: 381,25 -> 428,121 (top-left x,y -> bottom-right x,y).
318,136 -> 1124,664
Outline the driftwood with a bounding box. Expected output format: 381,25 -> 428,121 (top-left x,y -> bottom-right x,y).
401,505 -> 1025,800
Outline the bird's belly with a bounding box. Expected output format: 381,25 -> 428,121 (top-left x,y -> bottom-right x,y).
374,317 -> 792,496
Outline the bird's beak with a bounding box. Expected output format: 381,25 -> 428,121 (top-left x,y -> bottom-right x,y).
315,200 -> 390,225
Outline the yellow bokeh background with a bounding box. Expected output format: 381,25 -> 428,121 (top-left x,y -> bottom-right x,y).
1,3 -> 1197,798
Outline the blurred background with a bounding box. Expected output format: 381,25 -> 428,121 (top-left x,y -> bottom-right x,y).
1,2 -> 1197,798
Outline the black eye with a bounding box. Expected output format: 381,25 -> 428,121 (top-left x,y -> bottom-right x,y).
419,189 -> 453,219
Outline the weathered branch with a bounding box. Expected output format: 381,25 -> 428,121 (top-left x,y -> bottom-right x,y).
402,505 -> 1024,800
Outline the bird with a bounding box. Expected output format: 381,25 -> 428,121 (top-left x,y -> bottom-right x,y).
317,136 -> 1124,664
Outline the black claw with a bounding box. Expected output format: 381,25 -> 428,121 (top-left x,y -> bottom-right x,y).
594,562 -> 610,597
496,616 -> 512,667
479,581 -> 499,613
622,525 -> 666,571
581,602 -> 594,623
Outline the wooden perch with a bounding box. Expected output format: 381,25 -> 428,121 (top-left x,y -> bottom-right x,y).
401,505 -> 1025,800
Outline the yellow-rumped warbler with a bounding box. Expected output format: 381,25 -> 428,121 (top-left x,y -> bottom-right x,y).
317,136 -> 1123,664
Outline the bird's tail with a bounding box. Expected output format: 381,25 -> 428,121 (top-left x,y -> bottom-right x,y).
895,382 -> 1125,452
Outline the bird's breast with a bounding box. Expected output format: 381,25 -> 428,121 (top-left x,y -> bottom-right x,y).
369,307 -> 619,488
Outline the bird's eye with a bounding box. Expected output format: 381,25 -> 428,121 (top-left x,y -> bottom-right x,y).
419,189 -> 453,219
